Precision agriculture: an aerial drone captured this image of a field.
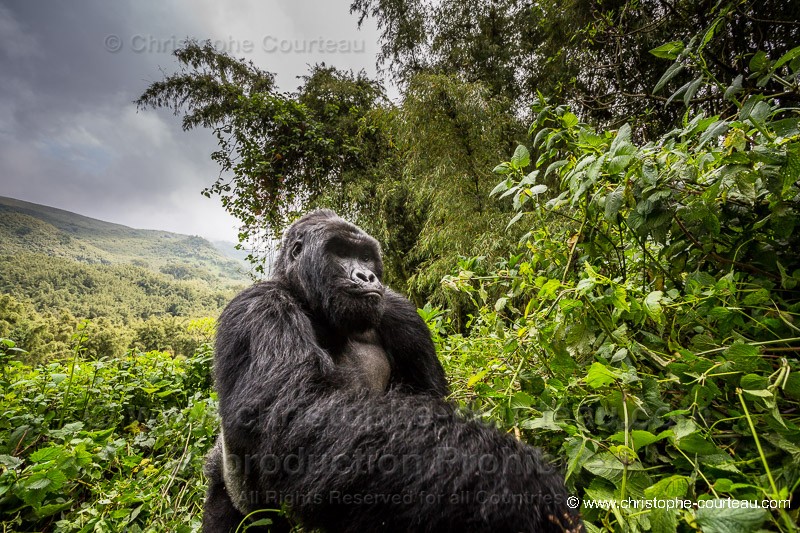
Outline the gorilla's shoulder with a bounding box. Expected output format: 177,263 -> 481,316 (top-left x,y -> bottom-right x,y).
381,288 -> 423,322
222,281 -> 299,316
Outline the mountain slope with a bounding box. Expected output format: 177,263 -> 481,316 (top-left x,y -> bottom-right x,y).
0,196 -> 249,285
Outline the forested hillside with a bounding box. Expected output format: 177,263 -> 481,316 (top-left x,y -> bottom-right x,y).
0,198 -> 245,362
0,196 -> 249,285
2,1 -> 799,532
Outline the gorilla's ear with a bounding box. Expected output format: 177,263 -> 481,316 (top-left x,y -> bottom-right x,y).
290,240 -> 302,260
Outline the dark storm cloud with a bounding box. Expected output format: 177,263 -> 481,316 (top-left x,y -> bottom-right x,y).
0,0 -> 379,241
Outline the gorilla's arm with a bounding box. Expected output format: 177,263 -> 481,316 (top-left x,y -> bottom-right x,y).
378,290 -> 449,397
214,282 -> 578,533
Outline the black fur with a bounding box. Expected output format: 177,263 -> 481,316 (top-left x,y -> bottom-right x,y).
202,210 -> 582,532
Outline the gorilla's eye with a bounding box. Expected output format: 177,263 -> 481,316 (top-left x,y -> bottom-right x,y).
291,241 -> 302,260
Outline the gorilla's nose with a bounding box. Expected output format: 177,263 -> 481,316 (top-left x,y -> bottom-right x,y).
351,268 -> 380,290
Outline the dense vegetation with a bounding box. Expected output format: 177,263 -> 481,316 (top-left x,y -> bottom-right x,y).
2,0 -> 799,531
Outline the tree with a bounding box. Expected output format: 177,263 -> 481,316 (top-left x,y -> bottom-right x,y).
137,41 -> 390,270
351,0 -> 800,134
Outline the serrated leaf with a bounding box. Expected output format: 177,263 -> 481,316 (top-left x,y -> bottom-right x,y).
30,446 -> 62,463
724,343 -> 758,358
511,145 -> 530,168
492,163 -> 511,175
586,362 -> 618,389
561,112 -> 579,128
694,502 -> 766,533
644,475 -> 690,499
510,391 -> 534,409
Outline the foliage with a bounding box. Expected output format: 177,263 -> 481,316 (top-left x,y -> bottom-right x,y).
0,339 -> 216,532
439,43 -> 800,531
0,253 -> 237,325
352,0 -> 800,133
381,74 -> 525,301
0,293 -> 218,364
136,41 -> 390,272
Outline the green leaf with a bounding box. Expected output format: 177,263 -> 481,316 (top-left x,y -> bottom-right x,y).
644,475 -> 689,499
684,77 -> 704,106
654,63 -> 684,94
724,343 -> 758,358
561,112 -> 579,128
610,123 -> 631,154
694,502 -> 767,533
650,41 -> 684,60
490,179 -> 510,196
30,446 -> 62,463
604,188 -> 624,222
724,74 -> 743,101
511,145 -> 530,168
772,45 -> 800,71
521,411 -> 562,431
510,391 -> 534,409
644,291 -> 664,325
749,50 -> 768,72
586,362 -> 618,389
492,163 -> 511,175
676,433 -> 719,455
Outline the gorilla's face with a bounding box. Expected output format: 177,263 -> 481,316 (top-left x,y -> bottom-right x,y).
278,210 -> 386,333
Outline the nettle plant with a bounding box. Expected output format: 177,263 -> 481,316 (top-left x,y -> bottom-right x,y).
443,40 -> 800,532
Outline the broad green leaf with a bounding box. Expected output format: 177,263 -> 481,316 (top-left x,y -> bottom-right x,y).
521,411 -> 562,431
490,178 -> 511,195
586,362 -> 617,389
511,145 -> 530,168
30,446 -> 62,462
772,45 -> 800,71
724,343 -> 758,358
748,50 -> 768,72
604,188 -> 624,221
684,77 -> 704,106
644,291 -> 664,325
467,370 -> 487,387
561,112 -> 579,128
644,475 -> 690,499
694,502 -> 767,533
650,41 -> 684,60
510,391 -> 534,409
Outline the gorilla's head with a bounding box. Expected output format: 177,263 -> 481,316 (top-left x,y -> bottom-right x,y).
274,210 -> 385,333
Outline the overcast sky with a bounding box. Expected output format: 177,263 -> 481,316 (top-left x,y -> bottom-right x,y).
0,0 -> 383,242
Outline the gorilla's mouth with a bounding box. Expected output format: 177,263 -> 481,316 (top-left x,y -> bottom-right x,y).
349,288 -> 384,299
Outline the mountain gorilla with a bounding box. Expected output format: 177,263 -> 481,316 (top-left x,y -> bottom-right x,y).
202,210 -> 582,532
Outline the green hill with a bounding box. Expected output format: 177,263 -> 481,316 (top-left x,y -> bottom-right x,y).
0,196 -> 249,321
0,196 -> 249,284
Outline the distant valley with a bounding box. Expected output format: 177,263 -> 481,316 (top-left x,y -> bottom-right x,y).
0,196 -> 251,321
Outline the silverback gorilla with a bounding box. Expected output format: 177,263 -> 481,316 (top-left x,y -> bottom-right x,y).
202,210 -> 582,532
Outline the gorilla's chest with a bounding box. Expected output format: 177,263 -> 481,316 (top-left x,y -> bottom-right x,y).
325,330 -> 391,392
